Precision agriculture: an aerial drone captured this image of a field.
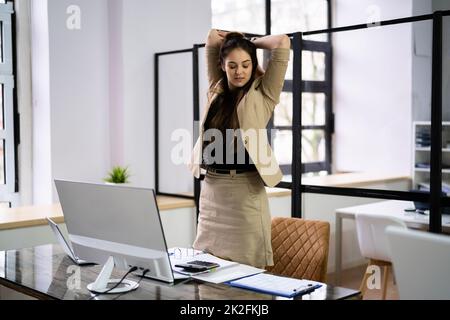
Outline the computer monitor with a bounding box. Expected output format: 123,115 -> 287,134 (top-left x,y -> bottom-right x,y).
54,180 -> 174,294
46,217 -> 93,266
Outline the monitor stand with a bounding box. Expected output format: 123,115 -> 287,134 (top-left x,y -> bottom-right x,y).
87,256 -> 139,294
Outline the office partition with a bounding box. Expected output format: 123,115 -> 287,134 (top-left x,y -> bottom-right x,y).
298,12 -> 447,233
154,48 -> 194,199
441,15 -> 450,218
155,11 -> 450,233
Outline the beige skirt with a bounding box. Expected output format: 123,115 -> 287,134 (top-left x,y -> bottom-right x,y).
193,170 -> 273,268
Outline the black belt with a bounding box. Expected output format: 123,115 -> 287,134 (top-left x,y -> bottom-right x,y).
206,167 -> 256,175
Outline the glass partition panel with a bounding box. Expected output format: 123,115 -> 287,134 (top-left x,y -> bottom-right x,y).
158,53 -> 193,195
443,16 -> 450,204
0,139 -> 4,185
316,20 -> 434,192
0,84 -> 3,129
0,21 -> 3,64
198,47 -> 208,126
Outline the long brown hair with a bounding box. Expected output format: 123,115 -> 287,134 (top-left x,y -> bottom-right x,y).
208,32 -> 258,132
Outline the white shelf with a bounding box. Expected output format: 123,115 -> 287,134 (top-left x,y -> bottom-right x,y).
415,147 -> 450,152
414,168 -> 450,173
413,121 -> 450,189
414,121 -> 450,126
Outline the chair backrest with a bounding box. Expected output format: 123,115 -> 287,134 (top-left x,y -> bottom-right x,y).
355,213 -> 407,262
267,217 -> 330,282
386,226 -> 450,300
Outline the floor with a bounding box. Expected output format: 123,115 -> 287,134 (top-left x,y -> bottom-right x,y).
328,264 -> 400,300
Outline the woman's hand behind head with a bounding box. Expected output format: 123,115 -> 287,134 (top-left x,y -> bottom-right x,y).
206,29 -> 228,48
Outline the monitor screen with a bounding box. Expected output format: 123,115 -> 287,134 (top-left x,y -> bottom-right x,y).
54,180 -> 174,284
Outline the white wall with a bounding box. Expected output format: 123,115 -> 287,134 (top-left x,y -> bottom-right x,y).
332,0 -> 413,176
30,0 -> 211,204
32,0 -> 111,204
48,0 -> 111,190
411,0 -> 432,122
412,0 -> 450,121
31,0 -> 52,205
121,0 -> 210,190
333,0 -> 414,27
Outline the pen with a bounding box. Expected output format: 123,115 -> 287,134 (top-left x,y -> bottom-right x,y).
293,284 -> 311,292
293,284 -> 320,295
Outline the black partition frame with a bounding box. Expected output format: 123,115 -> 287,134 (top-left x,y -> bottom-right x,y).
292,11 -> 449,234
154,48 -> 194,201
155,11 -> 450,233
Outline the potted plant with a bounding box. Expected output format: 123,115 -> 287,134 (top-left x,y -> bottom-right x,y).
104,166 -> 130,184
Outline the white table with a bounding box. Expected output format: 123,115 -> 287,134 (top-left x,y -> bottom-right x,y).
334,200 -> 450,285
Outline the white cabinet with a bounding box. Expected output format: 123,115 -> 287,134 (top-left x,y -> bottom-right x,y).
413,121 -> 450,194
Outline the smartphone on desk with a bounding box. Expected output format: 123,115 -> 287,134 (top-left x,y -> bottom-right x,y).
174,260 -> 220,272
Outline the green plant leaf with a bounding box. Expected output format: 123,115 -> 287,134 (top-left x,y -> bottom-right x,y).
104,166 -> 130,183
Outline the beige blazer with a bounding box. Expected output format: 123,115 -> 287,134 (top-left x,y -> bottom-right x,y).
188,46 -> 290,187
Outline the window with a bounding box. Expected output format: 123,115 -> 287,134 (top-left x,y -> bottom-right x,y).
211,0 -> 332,177
212,0 -> 266,35
0,1 -> 18,207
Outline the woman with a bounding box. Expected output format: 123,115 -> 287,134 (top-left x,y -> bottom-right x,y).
188,29 -> 290,268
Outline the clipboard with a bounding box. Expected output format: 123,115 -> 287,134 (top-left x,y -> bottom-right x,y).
226,273 -> 323,298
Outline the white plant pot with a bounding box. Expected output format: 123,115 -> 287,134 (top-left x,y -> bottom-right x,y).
104,182 -> 129,185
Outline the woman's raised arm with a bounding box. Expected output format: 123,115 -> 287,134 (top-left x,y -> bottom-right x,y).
251,34 -> 291,50
205,29 -> 227,87
206,29 -> 227,48
252,34 -> 291,107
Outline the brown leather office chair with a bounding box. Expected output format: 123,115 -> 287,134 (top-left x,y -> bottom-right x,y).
267,217 -> 330,282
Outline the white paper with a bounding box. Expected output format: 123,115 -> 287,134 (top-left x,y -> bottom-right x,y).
192,264 -> 265,284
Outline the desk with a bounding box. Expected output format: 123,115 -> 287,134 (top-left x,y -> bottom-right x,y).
0,244 -> 360,300
334,200 -> 450,285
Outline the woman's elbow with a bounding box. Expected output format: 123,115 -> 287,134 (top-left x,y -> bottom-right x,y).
278,35 -> 291,49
